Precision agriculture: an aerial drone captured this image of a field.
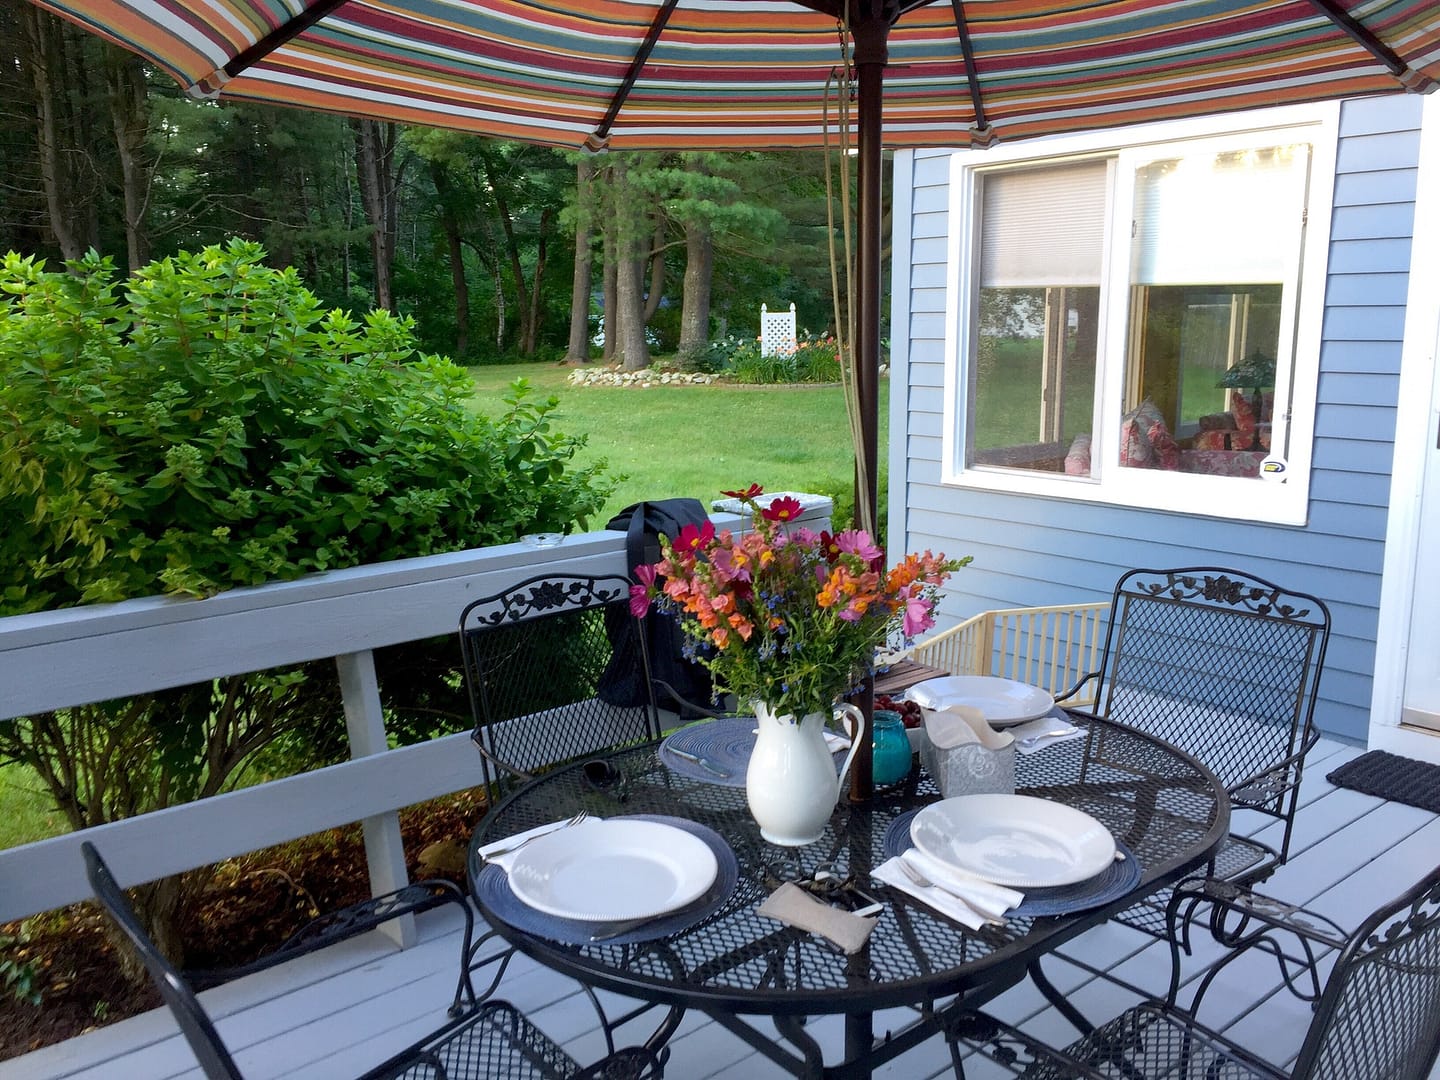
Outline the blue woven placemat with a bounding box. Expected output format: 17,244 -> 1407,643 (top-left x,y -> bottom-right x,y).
660,717 -> 845,787
881,808 -> 1140,917
1327,750 -> 1440,814
475,815 -> 739,946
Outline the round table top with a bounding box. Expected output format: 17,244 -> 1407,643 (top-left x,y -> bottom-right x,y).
468,715 -> 1228,1017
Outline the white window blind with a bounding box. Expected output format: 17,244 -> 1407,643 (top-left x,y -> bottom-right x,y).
1130,144 -> 1310,285
980,161 -> 1108,288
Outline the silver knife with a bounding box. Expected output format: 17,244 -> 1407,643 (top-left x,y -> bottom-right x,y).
668,746 -> 731,778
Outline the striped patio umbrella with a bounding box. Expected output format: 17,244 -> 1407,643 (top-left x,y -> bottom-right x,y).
32,0 -> 1440,152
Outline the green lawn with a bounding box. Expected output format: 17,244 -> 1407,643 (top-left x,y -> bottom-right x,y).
468,362 -> 888,524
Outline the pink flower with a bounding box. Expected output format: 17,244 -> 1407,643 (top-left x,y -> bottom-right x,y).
900,586 -> 935,637
834,529 -> 882,563
629,563 -> 657,616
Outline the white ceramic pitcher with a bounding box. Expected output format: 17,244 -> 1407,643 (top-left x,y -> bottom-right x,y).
746,700 -> 865,846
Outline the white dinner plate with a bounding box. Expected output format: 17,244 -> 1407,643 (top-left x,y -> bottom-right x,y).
507,818 -> 719,921
910,794 -> 1116,887
905,675 -> 1055,726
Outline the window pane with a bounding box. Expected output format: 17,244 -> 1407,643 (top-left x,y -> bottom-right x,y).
1121,144 -> 1305,479
972,162 -> 1105,476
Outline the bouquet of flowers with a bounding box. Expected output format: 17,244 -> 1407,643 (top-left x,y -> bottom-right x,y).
629,485 -> 967,719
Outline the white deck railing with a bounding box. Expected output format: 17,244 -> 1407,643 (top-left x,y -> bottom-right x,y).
0,503 -> 829,931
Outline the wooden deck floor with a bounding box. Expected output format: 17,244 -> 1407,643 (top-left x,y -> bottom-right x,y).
9,736 -> 1439,1080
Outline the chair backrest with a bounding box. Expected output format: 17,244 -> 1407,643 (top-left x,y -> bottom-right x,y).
1292,866 -> 1440,1080
459,573 -> 662,789
81,842 -> 242,1080
1089,567 -> 1329,815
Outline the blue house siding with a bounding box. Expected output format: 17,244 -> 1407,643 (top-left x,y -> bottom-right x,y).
889,96 -> 1423,742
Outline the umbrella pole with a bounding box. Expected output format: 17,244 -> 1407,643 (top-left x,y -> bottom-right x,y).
848,9 -> 888,805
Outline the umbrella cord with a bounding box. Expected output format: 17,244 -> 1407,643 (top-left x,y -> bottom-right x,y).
824,5 -> 874,539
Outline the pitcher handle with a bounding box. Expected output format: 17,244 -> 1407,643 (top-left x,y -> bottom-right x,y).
831,703 -> 866,788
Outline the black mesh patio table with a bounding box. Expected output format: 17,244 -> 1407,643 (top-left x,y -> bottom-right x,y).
467,716 -> 1228,1079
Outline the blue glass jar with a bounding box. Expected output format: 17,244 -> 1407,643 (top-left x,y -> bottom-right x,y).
871,710 -> 913,786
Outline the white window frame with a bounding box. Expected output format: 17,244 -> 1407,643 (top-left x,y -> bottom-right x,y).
941,103 -> 1339,527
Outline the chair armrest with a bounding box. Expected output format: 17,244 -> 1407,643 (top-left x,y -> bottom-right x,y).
1227,726 -> 1320,813
1054,672 -> 1099,705
949,1009 -> 1113,1079
191,879 -> 475,996
1164,876 -> 1347,1015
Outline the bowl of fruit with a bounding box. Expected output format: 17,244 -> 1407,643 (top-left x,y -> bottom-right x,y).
875,694 -> 928,753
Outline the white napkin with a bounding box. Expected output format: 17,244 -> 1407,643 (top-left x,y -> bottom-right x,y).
873,849 -> 1024,930
922,705 -> 1014,750
1008,715 -> 1085,755
478,817 -> 602,873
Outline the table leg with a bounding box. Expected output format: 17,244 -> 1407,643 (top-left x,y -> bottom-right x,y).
843,1012 -> 873,1079
1028,957 -> 1095,1035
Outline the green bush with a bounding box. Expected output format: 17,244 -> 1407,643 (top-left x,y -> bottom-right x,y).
0,240 -> 615,969
0,240 -> 612,613
723,330 -> 841,384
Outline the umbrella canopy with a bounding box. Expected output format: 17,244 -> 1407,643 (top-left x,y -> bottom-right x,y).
35,0 -> 1440,151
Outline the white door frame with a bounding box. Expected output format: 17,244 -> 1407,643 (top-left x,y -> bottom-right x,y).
1370,92 -> 1440,764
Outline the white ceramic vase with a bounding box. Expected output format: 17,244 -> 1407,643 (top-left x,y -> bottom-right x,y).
745,699 -> 865,846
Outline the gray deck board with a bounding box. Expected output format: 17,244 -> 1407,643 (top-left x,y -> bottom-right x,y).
9,736 -> 1438,1080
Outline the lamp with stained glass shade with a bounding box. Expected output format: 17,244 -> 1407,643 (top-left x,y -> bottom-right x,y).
1217,351 -> 1276,451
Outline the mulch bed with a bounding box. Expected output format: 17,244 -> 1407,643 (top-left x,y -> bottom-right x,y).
0,789 -> 487,1062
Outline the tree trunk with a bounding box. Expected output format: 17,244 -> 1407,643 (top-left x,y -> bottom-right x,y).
564,158 -> 595,364
431,163 -> 470,358
22,5 -> 87,260
602,228 -> 618,363
351,118 -> 397,311
478,145 -> 537,357
522,207 -> 552,356
643,216 -> 666,323
611,158 -> 650,371
105,47 -> 151,270
679,219 -> 713,355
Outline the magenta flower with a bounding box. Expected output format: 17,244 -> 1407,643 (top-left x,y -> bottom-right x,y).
676,520 -> 716,553
761,496 -> 803,523
711,546 -> 752,583
629,564 -> 657,616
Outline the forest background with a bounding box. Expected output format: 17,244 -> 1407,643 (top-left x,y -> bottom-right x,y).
1,0 -> 888,370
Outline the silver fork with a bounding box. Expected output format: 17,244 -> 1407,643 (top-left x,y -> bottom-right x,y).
483,810 -> 589,861
897,858 -> 1004,926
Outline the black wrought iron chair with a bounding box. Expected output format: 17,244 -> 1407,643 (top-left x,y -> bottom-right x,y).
458,573 -> 680,1058
1060,566 -> 1331,936
953,866 -> 1440,1079
459,573 -> 663,793
81,841 -> 661,1079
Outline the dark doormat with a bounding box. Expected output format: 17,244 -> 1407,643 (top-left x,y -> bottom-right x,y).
1326,750 -> 1440,815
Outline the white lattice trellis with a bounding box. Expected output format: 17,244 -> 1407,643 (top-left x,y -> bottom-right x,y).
760,302 -> 797,357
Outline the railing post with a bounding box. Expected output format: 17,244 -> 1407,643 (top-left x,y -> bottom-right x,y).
337,649 -> 414,948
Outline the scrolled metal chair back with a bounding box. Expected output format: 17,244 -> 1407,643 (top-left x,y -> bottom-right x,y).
1292,866 -> 1440,1079
460,573 -> 661,789
1095,567 -> 1329,821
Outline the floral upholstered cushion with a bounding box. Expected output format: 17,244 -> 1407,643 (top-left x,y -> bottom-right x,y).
1118,417 -> 1151,467
1145,417 -> 1181,470
1064,433 -> 1092,476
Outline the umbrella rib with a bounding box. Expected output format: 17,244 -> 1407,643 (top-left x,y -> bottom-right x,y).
590,0 -> 683,148
221,0 -> 353,82
948,0 -> 994,146
1303,0 -> 1435,91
